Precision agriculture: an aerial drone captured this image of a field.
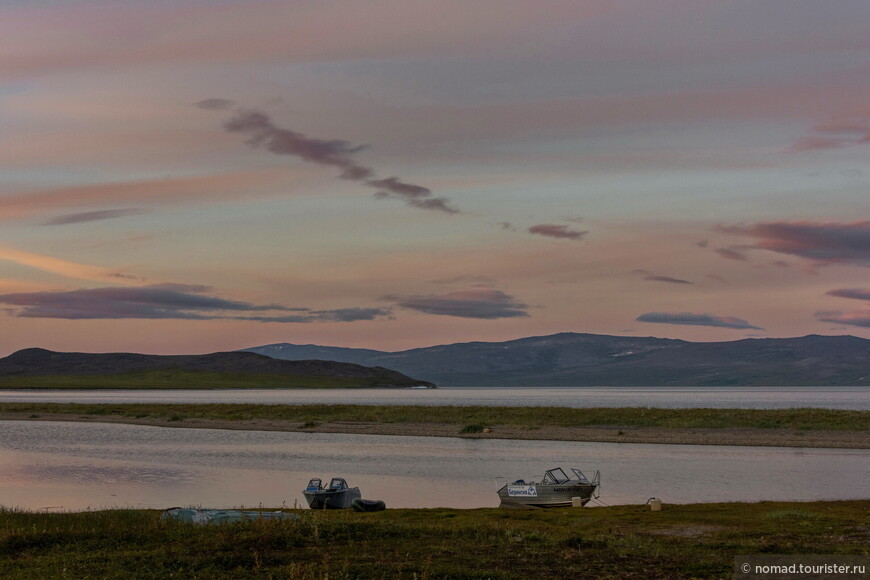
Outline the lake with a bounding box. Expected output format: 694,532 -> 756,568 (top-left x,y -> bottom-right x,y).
1,421 -> 867,512
1,386 -> 868,409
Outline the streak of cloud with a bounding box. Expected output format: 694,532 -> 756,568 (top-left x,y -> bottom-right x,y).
0,245 -> 138,285
644,275 -> 693,285
195,98 -> 236,111
786,136 -> 847,153
221,109 -> 367,168
714,247 -> 748,261
203,104 -> 459,214
42,208 -> 145,226
527,224 -> 587,240
812,119 -> 870,134
636,312 -> 762,330
0,170 -> 289,222
2,2 -> 619,80
786,117 -> 870,153
0,284 -> 288,319
0,285 -> 391,323
239,307 -> 392,323
632,270 -> 693,285
815,309 -> 870,328
826,288 -> 870,301
430,275 -> 496,286
718,221 -> 870,267
383,286 -> 529,319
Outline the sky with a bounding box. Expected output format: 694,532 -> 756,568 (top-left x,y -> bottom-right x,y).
1,0 -> 870,355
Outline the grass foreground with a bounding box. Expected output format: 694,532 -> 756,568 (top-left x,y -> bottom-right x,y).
1,501 -> 867,579
1,402 -> 868,431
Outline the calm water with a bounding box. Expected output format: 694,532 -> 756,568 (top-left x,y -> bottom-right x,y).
1,386 -> 868,409
1,421 -> 866,511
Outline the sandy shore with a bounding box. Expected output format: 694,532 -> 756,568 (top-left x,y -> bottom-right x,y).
2,412 -> 868,448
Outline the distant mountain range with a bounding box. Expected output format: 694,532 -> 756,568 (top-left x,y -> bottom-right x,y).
244,333 -> 870,387
0,348 -> 434,388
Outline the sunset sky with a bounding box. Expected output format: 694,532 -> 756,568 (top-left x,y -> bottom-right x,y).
2,0 -> 869,355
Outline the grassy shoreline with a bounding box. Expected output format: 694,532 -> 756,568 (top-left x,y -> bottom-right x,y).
2,501 -> 867,578
2,403 -> 868,448
1,402 -> 867,430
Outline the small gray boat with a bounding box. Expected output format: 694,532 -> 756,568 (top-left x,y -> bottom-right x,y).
497,467 -> 600,508
303,477 -> 361,509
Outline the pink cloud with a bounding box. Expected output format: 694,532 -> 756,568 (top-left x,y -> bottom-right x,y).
381,86 -> 865,147
785,136 -> 848,153
42,209 -> 146,226
636,312 -> 762,330
0,1 -> 619,79
383,286 -> 529,319
815,309 -> 870,329
528,224 -> 587,240
643,275 -> 693,285
0,170 -> 293,222
718,221 -> 870,267
787,117 -> 870,153
0,245 -> 137,284
0,284 -> 391,323
631,270 -> 693,285
827,288 -> 870,301
215,106 -> 458,213
811,119 -> 870,134
714,248 -> 748,262
5,2 -> 868,163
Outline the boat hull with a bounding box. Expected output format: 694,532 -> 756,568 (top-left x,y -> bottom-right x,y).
304,487 -> 361,509
497,483 -> 597,508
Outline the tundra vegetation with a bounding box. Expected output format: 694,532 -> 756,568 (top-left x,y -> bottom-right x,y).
1,501 -> 867,579
1,403 -> 867,431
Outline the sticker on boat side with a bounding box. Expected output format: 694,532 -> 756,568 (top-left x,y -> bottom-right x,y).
507,485 -> 538,497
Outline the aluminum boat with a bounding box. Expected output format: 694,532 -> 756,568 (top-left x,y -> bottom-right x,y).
303,477 -> 361,509
497,467 -> 600,508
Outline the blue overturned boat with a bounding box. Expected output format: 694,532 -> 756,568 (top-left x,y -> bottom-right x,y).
161,508 -> 296,524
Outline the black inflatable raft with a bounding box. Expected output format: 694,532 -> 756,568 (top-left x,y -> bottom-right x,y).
351,498 -> 386,512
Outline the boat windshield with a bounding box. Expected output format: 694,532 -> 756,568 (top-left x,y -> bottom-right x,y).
572,469 -> 590,483
543,468 -> 570,484
306,478 -> 322,490
328,478 -> 347,490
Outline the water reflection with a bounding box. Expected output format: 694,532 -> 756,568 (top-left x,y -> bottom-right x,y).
1,421 -> 867,511
17,465 -> 191,487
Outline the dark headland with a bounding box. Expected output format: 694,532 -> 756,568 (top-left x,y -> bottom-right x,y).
0,348 -> 435,389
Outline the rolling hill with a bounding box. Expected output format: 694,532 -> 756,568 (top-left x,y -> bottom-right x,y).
245,333 -> 870,387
